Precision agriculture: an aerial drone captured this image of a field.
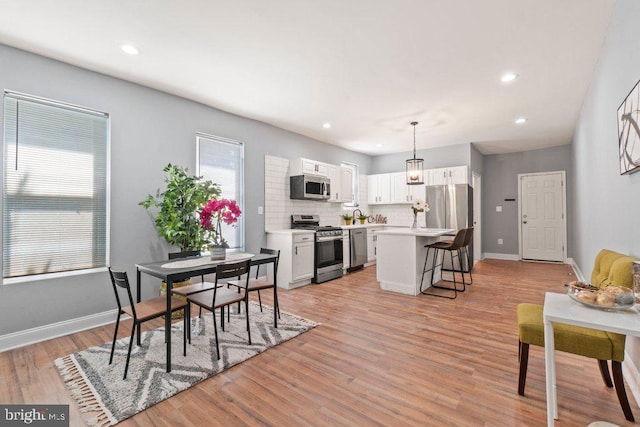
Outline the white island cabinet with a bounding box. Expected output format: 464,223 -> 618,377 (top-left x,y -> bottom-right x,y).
376,228 -> 454,295
266,230 -> 315,289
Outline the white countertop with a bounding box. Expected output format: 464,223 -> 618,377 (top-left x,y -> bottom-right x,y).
376,228 -> 455,237
340,223 -> 387,229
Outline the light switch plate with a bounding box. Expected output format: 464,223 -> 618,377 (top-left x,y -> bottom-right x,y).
258,206 -> 264,215
496,206 -> 502,212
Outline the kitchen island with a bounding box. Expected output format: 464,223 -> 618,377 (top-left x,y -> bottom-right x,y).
376,228 -> 455,296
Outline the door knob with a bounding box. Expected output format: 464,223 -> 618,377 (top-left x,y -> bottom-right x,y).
523,221 -> 527,224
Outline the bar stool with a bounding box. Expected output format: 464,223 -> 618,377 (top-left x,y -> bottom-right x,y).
420,228 -> 469,299
461,226 -> 474,285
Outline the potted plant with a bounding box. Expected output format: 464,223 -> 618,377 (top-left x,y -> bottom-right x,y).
341,213 -> 353,225
140,164 -> 220,314
357,213 -> 369,224
139,163 -> 220,251
199,198 -> 242,260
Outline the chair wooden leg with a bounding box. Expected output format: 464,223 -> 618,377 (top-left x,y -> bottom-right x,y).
612,361 -> 635,422
598,360 -> 613,388
518,341 -> 529,396
109,314 -> 121,365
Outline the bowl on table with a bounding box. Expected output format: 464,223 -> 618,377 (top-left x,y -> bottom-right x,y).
567,281 -> 635,311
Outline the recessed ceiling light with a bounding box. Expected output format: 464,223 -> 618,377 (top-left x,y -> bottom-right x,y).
501,72 -> 518,83
322,122 -> 331,129
376,144 -> 383,147
120,44 -> 140,55
515,117 -> 527,124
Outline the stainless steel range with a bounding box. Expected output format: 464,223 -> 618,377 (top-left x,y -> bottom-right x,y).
291,214 -> 344,283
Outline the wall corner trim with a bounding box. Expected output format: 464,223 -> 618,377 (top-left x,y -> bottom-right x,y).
0,309 -> 119,352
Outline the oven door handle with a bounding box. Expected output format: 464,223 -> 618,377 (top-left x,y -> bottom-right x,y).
316,236 -> 343,242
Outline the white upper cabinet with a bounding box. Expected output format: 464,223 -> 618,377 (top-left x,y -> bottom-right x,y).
368,173 -> 391,204
427,165 -> 468,185
387,172 -> 425,204
290,158 -> 328,177
327,165 -> 354,203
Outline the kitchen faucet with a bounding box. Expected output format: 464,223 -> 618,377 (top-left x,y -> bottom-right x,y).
352,208 -> 362,225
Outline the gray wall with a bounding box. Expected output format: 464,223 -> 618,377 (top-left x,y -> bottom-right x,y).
0,44 -> 371,335
482,145 -> 573,256
370,143 -> 471,175
572,0 -> 640,376
572,0 -> 640,270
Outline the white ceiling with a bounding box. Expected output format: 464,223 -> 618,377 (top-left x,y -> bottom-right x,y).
0,0 -> 615,155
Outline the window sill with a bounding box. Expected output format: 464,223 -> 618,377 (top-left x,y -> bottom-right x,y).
2,267 -> 108,286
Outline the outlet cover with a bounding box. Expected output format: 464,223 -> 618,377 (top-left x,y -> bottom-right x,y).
498,238 -> 503,245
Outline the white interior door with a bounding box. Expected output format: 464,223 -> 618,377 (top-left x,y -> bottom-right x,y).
520,172 -> 565,262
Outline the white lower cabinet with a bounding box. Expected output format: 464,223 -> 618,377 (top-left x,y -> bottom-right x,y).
342,229 -> 350,271
366,226 -> 384,263
266,231 -> 315,289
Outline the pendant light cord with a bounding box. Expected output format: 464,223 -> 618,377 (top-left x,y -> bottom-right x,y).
411,121 -> 418,159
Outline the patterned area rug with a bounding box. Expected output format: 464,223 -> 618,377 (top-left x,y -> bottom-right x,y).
54,302 -> 317,426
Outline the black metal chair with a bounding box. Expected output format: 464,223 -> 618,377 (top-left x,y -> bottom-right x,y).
227,248 -> 281,325
419,228 -> 470,299
108,268 -> 188,379
168,250 -> 219,320
186,259 -> 252,360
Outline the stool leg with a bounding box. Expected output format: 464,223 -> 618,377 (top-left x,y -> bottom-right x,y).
420,247 -> 431,293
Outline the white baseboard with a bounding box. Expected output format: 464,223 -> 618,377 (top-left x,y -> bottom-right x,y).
567,257 -> 586,282
0,309 -> 118,353
483,252 -> 520,261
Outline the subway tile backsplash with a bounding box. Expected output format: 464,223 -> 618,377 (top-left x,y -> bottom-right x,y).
265,154 -> 423,230
265,155 -> 371,230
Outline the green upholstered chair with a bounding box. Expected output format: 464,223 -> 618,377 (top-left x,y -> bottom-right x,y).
517,249 -> 637,422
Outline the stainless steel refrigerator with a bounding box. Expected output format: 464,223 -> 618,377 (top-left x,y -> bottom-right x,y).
424,184 -> 473,271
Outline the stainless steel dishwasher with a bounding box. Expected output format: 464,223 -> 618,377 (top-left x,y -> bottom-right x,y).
348,228 -> 368,272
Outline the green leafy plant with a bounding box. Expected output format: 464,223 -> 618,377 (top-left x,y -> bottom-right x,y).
341,213 -> 353,223
357,213 -> 369,221
139,164 -> 220,251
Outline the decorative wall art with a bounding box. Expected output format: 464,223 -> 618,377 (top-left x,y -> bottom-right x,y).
617,79 -> 640,175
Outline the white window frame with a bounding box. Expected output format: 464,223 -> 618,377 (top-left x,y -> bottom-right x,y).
196,133 -> 245,252
2,91 -> 110,285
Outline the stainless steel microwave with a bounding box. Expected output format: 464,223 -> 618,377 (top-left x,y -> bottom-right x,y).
290,175 -> 330,200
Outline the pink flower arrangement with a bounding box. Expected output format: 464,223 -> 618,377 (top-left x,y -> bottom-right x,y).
200,198 -> 241,247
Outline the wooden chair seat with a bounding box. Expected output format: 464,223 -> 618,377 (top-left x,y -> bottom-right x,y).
122,296 -> 188,322
227,278 -> 274,291
188,287 -> 245,311
171,281 -> 218,297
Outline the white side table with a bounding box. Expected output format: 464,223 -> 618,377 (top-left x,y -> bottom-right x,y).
543,292 -> 640,426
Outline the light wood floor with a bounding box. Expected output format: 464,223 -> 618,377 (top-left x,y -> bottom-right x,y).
1,259 -> 638,426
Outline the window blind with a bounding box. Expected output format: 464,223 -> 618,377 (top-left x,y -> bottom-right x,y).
197,134 -> 244,250
3,92 -> 109,279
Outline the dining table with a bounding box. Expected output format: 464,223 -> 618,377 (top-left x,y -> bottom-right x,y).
136,252 -> 279,372
543,292 -> 640,426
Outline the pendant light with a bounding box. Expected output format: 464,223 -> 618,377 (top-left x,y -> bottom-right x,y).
406,121 -> 424,185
